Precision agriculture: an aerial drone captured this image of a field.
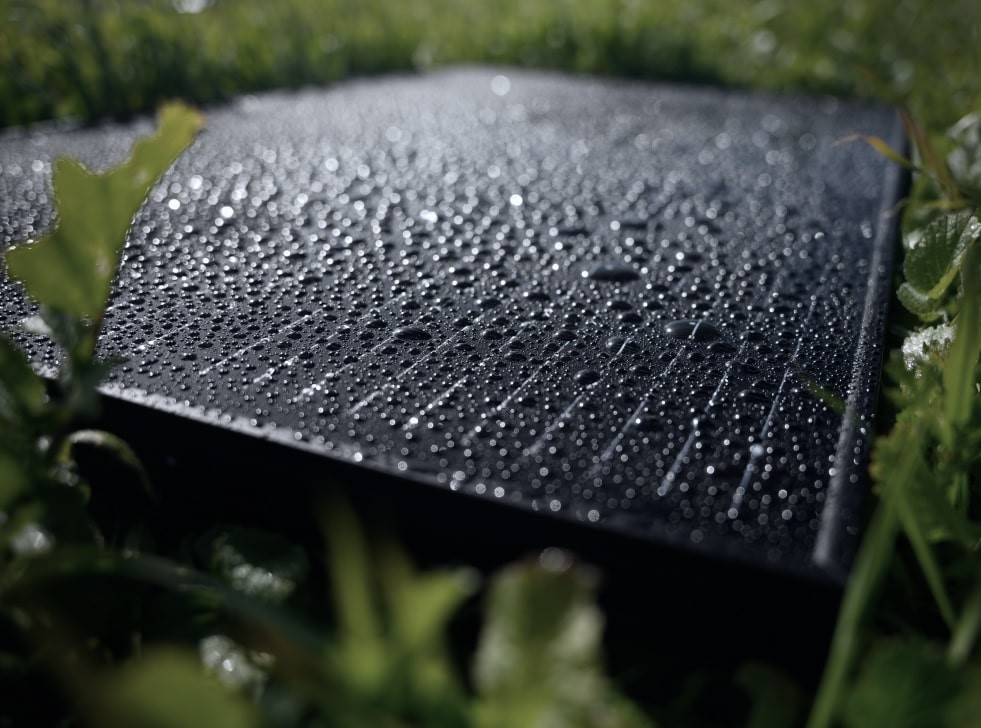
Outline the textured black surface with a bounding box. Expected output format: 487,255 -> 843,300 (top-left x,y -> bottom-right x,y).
0,69 -> 904,583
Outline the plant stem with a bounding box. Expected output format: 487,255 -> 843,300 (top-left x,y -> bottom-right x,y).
806,501 -> 899,728
949,584 -> 981,667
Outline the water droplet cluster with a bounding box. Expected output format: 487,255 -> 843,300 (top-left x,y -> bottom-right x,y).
0,70 -> 899,570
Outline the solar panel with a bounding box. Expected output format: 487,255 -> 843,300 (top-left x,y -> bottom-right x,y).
0,69 -> 904,584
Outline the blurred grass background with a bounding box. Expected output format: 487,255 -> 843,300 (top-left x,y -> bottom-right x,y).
1,0 -> 978,132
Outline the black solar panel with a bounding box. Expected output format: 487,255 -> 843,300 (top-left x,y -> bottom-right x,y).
0,69 -> 904,584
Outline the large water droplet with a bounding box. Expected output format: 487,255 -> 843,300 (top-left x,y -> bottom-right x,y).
587,262 -> 640,283
393,326 -> 432,341
663,319 -> 722,341
574,368 -> 602,385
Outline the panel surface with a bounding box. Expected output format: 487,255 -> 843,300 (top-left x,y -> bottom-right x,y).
0,69 -> 904,582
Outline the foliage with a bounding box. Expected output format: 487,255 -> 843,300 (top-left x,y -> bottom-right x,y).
1,0 -> 979,133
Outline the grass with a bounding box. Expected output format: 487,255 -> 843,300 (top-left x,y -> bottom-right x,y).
1,0 -> 979,132
0,0 -> 980,726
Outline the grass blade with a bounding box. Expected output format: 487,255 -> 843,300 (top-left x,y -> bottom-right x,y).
806,501 -> 899,728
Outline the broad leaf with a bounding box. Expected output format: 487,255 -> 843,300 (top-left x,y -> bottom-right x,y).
0,337 -> 47,424
472,555 -> 652,728
896,282 -> 944,321
903,213 -> 978,301
374,535 -> 477,653
0,452 -> 28,510
737,662 -> 800,728
5,103 -> 203,320
947,666 -> 981,726
96,648 -> 259,728
842,640 -> 960,728
319,502 -> 471,725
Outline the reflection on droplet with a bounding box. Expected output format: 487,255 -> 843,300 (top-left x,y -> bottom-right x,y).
574,369 -> 601,385
631,415 -> 663,432
393,326 -> 432,341
664,319 -> 722,341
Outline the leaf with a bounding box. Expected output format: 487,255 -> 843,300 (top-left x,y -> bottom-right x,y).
944,241 -> 981,430
95,648 -> 260,728
320,497 -> 383,663
64,429 -> 153,497
875,422 -> 958,627
903,213 -> 978,301
0,336 -> 47,424
901,322 -> 957,368
0,452 -> 28,510
947,666 -> 981,727
319,501 -> 472,725
946,112 -> 981,202
897,282 -> 945,321
199,526 -> 308,603
948,584 -> 981,666
472,554 -> 652,728
737,662 -> 800,728
835,134 -> 919,171
842,640 -> 960,728
806,502 -> 899,728
4,103 -> 203,320
374,535 -> 477,654
0,548 -> 326,654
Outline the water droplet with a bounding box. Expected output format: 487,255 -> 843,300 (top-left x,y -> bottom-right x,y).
393,326 -> 431,341
574,369 -> 602,385
587,262 -> 640,283
631,415 -> 663,432
663,319 -> 722,341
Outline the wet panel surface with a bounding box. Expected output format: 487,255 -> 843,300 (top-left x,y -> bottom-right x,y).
0,69 -> 904,582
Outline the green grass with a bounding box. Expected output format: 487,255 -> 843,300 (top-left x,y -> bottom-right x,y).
1,1 -> 980,726
1,0 -> 979,132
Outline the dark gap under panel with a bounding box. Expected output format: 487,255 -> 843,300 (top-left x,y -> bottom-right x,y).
0,69 -> 903,612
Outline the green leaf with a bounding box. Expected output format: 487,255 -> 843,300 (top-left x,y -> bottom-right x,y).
875,422 -> 958,627
199,526 -> 308,603
0,336 -> 47,424
0,452 -> 28,510
948,585 -> 981,666
0,548 -> 325,654
842,640 -> 960,728
806,502 -> 899,728
96,648 -> 260,728
903,213 -> 979,301
320,497 -> 383,659
318,501 -> 472,725
4,103 -> 203,320
897,281 -> 945,321
946,112 -> 981,203
944,241 -> 981,430
835,134 -> 918,171
374,535 -> 477,654
472,554 -> 652,728
63,429 -> 154,497
947,666 -> 981,727
737,662 -> 800,728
